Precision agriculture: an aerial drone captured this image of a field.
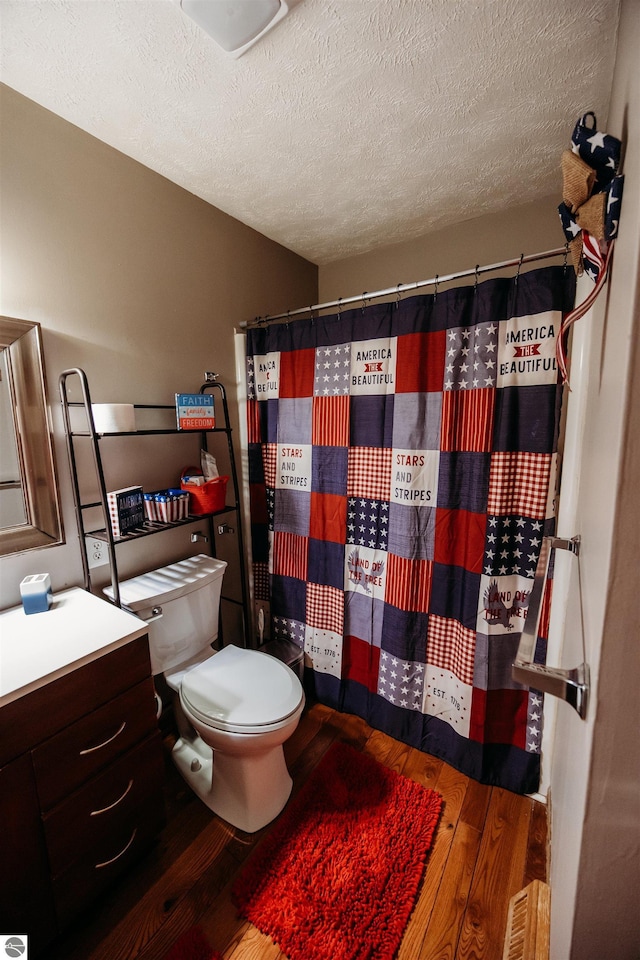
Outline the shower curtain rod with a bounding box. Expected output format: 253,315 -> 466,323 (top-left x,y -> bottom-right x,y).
241,245 -> 567,329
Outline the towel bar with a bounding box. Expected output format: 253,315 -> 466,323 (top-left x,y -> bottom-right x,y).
512,535 -> 590,719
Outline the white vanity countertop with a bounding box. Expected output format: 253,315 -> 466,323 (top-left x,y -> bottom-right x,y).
0,586 -> 148,706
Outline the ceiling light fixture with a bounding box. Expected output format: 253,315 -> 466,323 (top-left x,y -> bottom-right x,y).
177,0 -> 293,58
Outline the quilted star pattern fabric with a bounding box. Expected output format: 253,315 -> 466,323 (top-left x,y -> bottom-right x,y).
246,266 -> 575,794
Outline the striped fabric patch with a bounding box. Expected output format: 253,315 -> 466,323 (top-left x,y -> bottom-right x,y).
312,395 -> 350,446
247,399 -> 262,444
440,387 -> 494,452
385,554 -> 432,613
272,531 -> 308,580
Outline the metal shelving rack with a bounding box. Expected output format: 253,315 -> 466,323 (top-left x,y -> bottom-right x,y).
59,368 -> 249,645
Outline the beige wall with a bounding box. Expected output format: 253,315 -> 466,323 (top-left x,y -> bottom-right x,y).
0,84 -> 317,612
319,197 -> 562,303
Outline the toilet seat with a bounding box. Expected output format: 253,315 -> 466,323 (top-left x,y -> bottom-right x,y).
180,643 -> 304,735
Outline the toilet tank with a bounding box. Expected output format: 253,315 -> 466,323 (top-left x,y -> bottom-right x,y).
105,554 -> 227,675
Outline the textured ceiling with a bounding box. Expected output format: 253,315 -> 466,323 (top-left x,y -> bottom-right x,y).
0,0 -> 620,264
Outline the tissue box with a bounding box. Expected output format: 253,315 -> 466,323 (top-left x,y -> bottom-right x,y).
20,574 -> 53,615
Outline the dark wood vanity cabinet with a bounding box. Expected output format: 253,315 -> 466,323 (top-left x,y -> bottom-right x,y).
0,751 -> 57,955
0,634 -> 165,954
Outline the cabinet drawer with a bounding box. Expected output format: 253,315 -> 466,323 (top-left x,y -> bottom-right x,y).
52,791 -> 165,928
33,678 -> 158,810
0,634 -> 152,767
43,733 -> 165,876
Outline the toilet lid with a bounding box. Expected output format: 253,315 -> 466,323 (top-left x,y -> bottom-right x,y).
180,643 -> 303,729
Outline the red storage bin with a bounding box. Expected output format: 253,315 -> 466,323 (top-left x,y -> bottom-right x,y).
181,474 -> 229,515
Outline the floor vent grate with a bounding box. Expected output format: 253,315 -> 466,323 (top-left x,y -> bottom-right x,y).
503,879 -> 551,960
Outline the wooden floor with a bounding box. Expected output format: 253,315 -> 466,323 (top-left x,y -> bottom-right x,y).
48,702 -> 548,960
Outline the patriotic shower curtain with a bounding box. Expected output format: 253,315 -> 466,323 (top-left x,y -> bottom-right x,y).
246,265 -> 575,794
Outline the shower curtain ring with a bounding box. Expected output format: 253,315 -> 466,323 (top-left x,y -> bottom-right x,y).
474,265 -> 480,291
433,275 -> 439,301
337,297 -> 342,316
395,284 -> 402,309
362,292 -> 369,314
515,253 -> 524,283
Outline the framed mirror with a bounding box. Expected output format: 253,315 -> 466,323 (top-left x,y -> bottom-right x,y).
0,316 -> 64,556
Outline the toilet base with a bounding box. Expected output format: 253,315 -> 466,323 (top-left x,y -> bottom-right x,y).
172,735 -> 293,833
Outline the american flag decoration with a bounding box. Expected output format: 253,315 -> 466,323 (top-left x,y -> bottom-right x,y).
557,112 -> 625,383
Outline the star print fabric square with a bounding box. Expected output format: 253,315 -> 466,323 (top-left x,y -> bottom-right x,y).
444,322 -> 498,390
314,341 -> 352,396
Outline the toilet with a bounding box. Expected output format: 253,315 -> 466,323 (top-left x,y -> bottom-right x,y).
108,554 -> 305,833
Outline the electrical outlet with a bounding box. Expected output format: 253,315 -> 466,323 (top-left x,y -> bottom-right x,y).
254,599 -> 271,643
86,536 -> 109,568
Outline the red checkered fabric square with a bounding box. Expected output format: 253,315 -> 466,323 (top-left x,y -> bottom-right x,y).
427,614 -> 476,685
396,331 -> 446,393
440,388 -> 494,452
252,562 -> 270,602
262,443 -> 278,488
312,395 -> 350,446
271,531 -> 308,581
347,447 -> 393,500
306,581 -> 344,635
385,553 -> 432,612
279,348 -> 315,398
487,451 -> 552,519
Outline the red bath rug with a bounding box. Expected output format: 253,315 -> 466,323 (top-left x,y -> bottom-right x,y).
163,926 -> 221,960
232,740 -> 443,960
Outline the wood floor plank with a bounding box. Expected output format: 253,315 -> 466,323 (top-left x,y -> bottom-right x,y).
523,798 -> 548,885
419,820 -> 483,960
396,762 -> 471,960
457,788 -> 532,960
135,849 -> 242,960
226,924 -> 281,960
363,727 -> 412,773
459,776 -> 491,833
401,744 -> 444,790
195,867 -> 253,958
312,702 -> 374,747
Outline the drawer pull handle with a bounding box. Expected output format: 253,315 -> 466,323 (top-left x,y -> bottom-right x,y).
80,721 -> 126,755
94,828 -> 137,869
90,779 -> 134,816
